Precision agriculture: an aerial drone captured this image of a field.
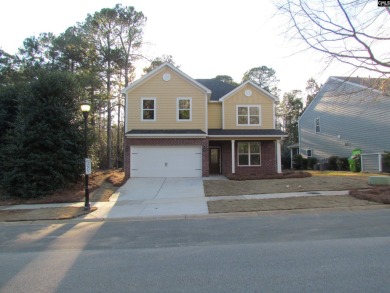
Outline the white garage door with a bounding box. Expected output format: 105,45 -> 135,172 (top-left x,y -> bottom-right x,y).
131,146 -> 202,177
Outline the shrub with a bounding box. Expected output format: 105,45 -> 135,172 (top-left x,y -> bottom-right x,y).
383,152 -> 390,168
336,157 -> 349,171
328,156 -> 339,170
293,154 -> 303,170
307,157 -> 318,170
301,158 -> 308,170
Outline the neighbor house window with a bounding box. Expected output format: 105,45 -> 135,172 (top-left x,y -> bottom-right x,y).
307,149 -> 312,157
237,105 -> 261,126
238,142 -> 261,166
315,118 -> 320,133
177,98 -> 191,121
142,98 -> 156,121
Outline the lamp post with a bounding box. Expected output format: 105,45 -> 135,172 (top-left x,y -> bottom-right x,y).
81,101 -> 91,211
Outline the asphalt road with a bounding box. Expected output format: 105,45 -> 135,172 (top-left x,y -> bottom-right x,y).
1,209 -> 390,292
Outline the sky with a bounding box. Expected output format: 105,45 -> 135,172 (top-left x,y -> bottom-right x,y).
0,0 -> 373,98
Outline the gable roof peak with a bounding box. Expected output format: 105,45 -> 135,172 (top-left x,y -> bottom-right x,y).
121,62 -> 211,94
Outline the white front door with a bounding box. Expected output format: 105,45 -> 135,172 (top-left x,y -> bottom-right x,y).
131,146 -> 202,177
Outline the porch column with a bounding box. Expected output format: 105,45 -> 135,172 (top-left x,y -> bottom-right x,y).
277,140 -> 282,173
231,140 -> 235,174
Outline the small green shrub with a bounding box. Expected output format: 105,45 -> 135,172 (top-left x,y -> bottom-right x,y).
328,156 -> 339,170
301,158 -> 308,170
383,152 -> 390,168
337,157 -> 349,171
307,157 -> 318,170
293,154 -> 303,170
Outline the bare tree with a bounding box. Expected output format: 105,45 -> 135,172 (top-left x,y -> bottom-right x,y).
276,0 -> 390,75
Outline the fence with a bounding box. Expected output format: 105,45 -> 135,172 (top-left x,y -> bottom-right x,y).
361,153 -> 384,172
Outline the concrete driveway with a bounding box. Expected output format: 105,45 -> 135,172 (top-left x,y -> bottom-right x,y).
106,178 -> 208,219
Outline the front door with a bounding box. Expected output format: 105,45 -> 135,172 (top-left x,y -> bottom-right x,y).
209,148 -> 221,174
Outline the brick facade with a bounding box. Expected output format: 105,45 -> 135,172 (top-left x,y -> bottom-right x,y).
124,137 -> 209,179
210,140 -> 277,177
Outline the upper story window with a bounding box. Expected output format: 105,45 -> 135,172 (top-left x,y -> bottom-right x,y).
142,98 -> 156,121
237,105 -> 261,126
177,97 -> 192,121
315,118 -> 320,133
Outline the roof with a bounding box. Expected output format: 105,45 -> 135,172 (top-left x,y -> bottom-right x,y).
126,129 -> 287,138
208,129 -> 287,137
126,129 -> 206,136
196,79 -> 237,101
121,62 -> 211,95
331,76 -> 389,95
219,81 -> 280,103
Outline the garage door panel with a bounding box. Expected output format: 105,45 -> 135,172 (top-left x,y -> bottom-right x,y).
131,146 -> 202,177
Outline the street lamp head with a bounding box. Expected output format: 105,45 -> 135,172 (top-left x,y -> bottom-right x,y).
80,101 -> 91,119
80,101 -> 91,113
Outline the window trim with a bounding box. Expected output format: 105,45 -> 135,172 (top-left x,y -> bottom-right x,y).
141,97 -> 156,121
237,142 -> 261,167
177,97 -> 192,121
236,105 -> 261,126
315,117 -> 320,133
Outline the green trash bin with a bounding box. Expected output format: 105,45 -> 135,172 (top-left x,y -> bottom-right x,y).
349,149 -> 362,172
349,158 -> 356,172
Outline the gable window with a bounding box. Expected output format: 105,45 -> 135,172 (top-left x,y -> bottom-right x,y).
142,98 -> 156,121
237,105 -> 261,126
315,118 -> 320,133
177,98 -> 191,121
238,142 -> 261,166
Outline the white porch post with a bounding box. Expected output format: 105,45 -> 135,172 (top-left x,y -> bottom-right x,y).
379,153 -> 383,172
277,140 -> 282,173
231,140 -> 235,174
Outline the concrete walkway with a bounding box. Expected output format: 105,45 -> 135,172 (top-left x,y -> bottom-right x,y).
1,176 -> 352,221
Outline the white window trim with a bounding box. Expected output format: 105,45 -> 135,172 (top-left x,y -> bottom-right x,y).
237,142 -> 262,167
141,97 -> 156,121
177,97 -> 192,121
236,105 -> 261,126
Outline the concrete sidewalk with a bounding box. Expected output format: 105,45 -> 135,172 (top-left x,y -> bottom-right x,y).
1,188 -> 352,221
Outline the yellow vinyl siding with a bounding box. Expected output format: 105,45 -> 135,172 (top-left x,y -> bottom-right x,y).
208,103 -> 222,129
126,68 -> 206,132
223,84 -> 274,129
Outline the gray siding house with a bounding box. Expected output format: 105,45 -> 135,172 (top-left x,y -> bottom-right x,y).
298,76 -> 390,161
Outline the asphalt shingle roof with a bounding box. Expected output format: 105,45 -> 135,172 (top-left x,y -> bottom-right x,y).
196,79 -> 238,101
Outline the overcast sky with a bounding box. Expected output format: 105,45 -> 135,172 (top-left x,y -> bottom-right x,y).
0,0 -> 372,97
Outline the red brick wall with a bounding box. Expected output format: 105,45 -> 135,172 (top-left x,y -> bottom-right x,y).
124,137 -> 209,179
218,140 -> 277,176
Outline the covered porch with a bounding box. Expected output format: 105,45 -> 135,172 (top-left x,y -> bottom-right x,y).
207,129 -> 287,177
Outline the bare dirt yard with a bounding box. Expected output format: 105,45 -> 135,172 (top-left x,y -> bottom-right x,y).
205,171 -> 390,214
0,169 -> 125,221
204,171 -> 372,197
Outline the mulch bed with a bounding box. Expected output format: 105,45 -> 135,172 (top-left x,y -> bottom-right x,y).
227,171 -> 311,180
350,186 -> 390,204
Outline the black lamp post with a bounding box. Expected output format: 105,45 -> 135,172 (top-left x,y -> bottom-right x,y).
81,101 -> 91,211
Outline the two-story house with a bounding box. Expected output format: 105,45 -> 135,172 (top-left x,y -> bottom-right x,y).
122,63 -> 287,178
298,76 -> 390,161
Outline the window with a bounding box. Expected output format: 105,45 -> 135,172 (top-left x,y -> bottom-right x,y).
177,98 -> 191,121
307,149 -> 312,157
237,105 -> 261,126
238,142 -> 261,166
315,118 -> 320,133
142,98 -> 156,121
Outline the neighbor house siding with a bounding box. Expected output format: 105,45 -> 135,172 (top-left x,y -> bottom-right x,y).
223,84 -> 274,129
208,102 -> 222,129
126,67 -> 207,132
299,77 -> 390,160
